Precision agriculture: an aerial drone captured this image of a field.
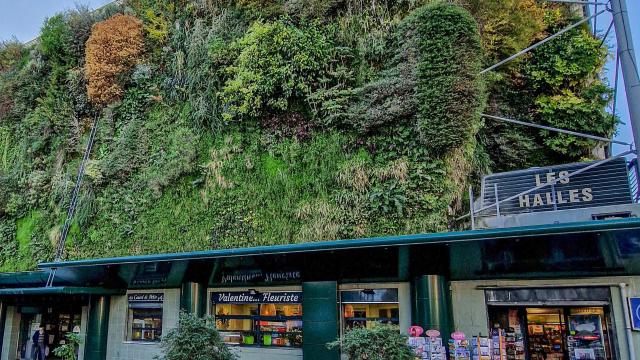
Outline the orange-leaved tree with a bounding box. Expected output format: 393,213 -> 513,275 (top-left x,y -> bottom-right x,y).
85,14 -> 144,106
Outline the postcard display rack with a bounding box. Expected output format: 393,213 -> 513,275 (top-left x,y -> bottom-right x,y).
491,327 -> 525,360
471,336 -> 491,360
450,334 -> 471,360
408,328 -> 447,360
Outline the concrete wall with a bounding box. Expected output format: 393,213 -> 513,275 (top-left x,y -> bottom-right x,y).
78,306 -> 88,360
450,276 -> 640,360
232,346 -> 302,360
1,307 -> 19,360
105,289 -> 180,360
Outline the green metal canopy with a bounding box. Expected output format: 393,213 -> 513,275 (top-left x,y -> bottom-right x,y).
38,218 -> 640,269
0,286 -> 124,296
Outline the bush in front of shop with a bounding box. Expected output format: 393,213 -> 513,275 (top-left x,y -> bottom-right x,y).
156,311 -> 236,360
328,323 -> 414,360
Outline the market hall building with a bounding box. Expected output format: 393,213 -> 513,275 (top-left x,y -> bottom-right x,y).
0,160 -> 639,360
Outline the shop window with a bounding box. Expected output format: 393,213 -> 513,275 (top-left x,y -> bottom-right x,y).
211,291 -> 303,348
488,306 -> 614,360
126,293 -> 164,342
340,288 -> 399,332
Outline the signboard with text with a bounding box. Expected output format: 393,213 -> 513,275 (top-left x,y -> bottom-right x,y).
128,293 -> 164,303
211,291 -> 302,304
629,297 -> 640,331
218,269 -> 301,284
480,158 -> 631,216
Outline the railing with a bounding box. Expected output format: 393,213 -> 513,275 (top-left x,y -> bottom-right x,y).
467,153 -> 639,229
629,158 -> 640,203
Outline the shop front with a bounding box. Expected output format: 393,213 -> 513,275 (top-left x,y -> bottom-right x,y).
1,218 -> 639,360
14,303 -> 84,360
209,289 -> 303,349
486,288 -> 617,360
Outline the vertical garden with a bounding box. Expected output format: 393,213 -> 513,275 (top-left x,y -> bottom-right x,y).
0,0 -> 616,271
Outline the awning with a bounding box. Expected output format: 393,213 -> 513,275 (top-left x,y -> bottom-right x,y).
38,218 -> 640,269
0,286 -> 125,296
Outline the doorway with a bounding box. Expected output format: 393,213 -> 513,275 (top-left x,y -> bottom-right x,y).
16,305 -> 82,360
488,306 -> 615,360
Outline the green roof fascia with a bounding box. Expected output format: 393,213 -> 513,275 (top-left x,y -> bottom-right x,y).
0,286 -> 125,296
0,271 -> 50,286
38,218 -> 640,270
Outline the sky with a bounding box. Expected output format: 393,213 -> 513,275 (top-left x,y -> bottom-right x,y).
0,0 -> 638,156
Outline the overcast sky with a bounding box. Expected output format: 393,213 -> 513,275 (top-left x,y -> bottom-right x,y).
0,1 -> 638,155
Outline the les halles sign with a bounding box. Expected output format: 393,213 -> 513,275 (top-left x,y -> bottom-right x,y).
481,158 -> 632,216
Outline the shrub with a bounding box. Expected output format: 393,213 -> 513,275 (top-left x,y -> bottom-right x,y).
52,333 -> 81,360
40,14 -> 73,66
156,312 -> 236,360
85,14 -> 144,106
221,20 -> 331,122
536,83 -> 615,159
328,323 -> 414,360
409,3 -> 485,154
0,39 -> 26,73
524,27 -> 607,91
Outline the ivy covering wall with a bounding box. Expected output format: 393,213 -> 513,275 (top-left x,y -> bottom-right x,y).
0,0 -> 616,271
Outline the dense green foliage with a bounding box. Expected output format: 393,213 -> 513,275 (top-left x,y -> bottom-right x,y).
157,312 -> 236,360
0,0 -> 615,270
328,323 -> 414,360
52,333 -> 81,360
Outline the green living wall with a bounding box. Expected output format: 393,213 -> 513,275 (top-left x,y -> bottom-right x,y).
0,0 -> 616,270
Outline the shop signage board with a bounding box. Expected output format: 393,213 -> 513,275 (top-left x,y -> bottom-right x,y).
628,297 -> 640,330
219,269 -> 301,284
212,291 -> 302,304
128,293 -> 164,302
480,158 -> 632,216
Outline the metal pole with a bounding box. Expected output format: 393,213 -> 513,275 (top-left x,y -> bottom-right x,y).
493,184 -> 500,217
469,186 -> 475,229
611,0 -> 640,160
482,114 -> 631,146
480,10 -> 606,74
620,283 -> 637,360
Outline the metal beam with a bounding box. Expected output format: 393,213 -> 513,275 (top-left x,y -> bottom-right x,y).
480,9 -> 606,74
482,113 -> 631,146
610,0 -> 640,160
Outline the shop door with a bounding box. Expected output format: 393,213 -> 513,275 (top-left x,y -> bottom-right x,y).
43,307 -> 82,360
17,313 -> 37,360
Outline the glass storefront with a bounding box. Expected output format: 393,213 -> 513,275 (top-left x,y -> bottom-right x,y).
488,306 -> 614,360
16,306 -> 82,360
211,290 -> 303,348
340,288 -> 399,334
126,293 -> 164,342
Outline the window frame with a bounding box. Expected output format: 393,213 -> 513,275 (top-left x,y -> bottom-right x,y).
209,289 -> 303,348
125,292 -> 164,343
338,287 -> 401,340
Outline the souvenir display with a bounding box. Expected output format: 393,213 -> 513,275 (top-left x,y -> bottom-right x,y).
567,315 -> 606,360
471,336 -> 491,360
449,332 -> 470,360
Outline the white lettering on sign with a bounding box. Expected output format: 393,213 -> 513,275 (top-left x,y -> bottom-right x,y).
518,171 -> 593,208
213,291 -> 302,304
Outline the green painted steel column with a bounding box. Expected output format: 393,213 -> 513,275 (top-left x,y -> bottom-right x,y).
303,281 -> 339,360
180,282 -> 207,317
0,302 -> 6,355
84,296 -> 110,360
398,246 -> 410,281
411,275 -> 453,337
